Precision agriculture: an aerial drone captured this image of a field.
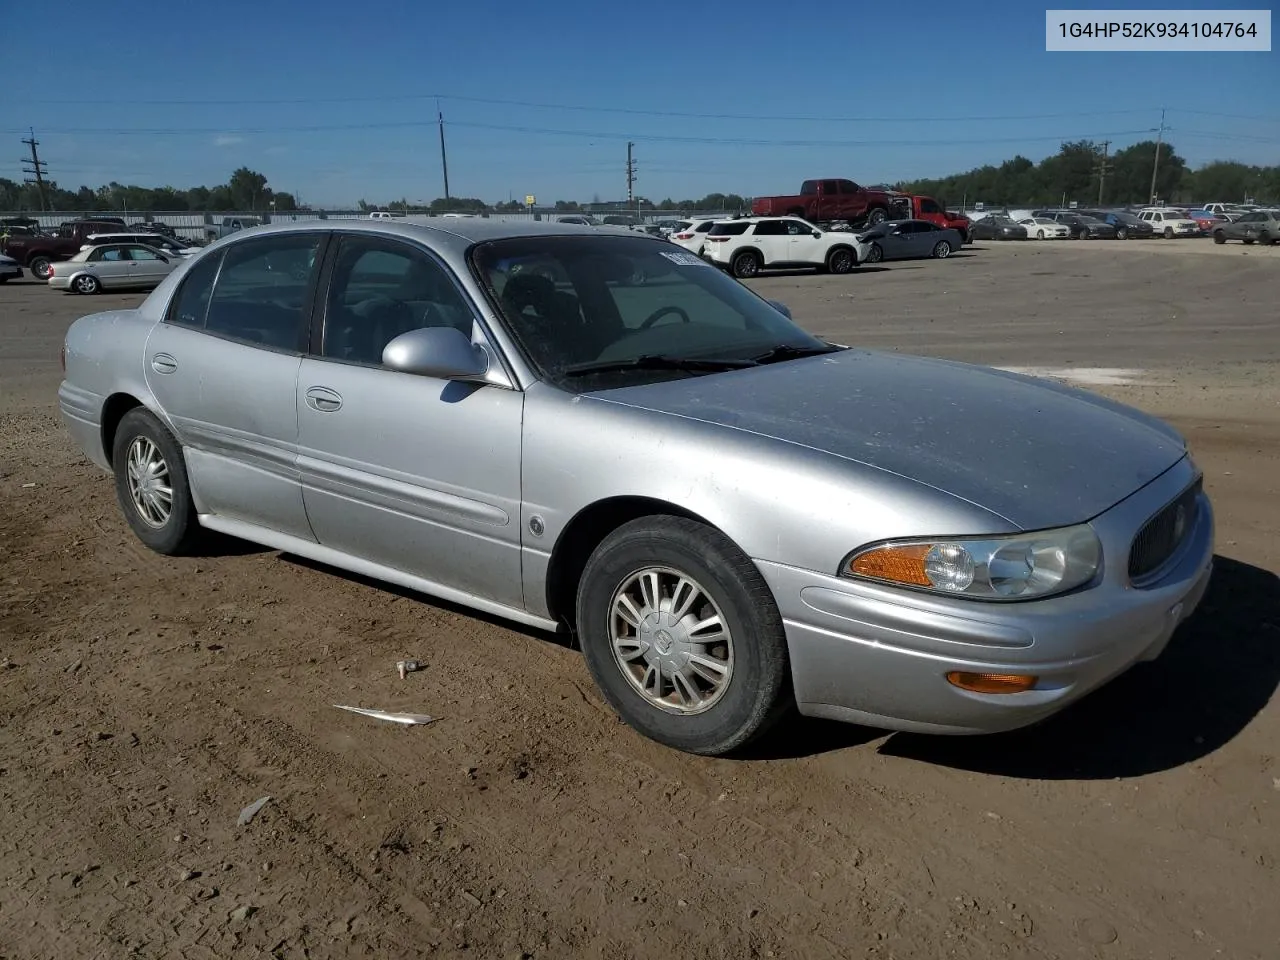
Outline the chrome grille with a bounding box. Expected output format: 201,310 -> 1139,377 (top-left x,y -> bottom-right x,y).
1128,479 -> 1201,584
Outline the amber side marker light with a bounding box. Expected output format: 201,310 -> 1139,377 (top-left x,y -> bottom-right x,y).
946,672 -> 1038,694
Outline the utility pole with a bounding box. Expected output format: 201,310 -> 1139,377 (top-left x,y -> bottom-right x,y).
1095,140 -> 1112,205
437,99 -> 451,201
21,127 -> 48,212
1148,108 -> 1166,205
626,141 -> 636,211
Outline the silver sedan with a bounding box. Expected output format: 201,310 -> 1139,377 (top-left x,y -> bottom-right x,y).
57,220 -> 1214,756
48,242 -> 181,294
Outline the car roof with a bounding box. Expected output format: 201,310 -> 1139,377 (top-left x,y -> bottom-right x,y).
199,217 -> 643,255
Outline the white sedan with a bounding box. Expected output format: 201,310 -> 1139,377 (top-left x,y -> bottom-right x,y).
1018,217 -> 1070,240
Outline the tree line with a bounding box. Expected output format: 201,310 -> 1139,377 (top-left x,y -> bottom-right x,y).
2,144 -> 1276,215
896,140 -> 1279,209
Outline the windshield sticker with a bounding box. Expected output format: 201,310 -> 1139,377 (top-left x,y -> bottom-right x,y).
659,250 -> 710,267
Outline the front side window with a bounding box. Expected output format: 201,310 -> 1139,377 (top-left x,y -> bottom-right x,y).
919,198 -> 941,214
126,245 -> 165,261
470,235 -> 833,390
784,220 -> 812,236
203,233 -> 323,351
320,237 -> 474,366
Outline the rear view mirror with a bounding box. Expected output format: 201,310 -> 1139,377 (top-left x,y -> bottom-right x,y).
383,326 -> 489,381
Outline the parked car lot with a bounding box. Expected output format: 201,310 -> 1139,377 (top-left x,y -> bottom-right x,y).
2,238 -> 1279,960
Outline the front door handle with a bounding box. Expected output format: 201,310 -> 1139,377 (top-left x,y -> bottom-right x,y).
151,352 -> 178,374
305,386 -> 343,412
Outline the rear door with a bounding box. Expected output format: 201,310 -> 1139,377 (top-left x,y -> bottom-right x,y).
749,219 -> 789,263
143,231 -> 329,540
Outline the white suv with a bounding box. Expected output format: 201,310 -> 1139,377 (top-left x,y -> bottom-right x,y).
668,216 -> 727,256
1137,207 -> 1201,238
703,216 -> 867,277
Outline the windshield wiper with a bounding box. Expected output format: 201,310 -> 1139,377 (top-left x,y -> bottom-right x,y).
748,343 -> 843,365
561,354 -> 759,377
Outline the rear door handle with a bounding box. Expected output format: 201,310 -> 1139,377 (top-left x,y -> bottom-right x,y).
305,386 -> 343,412
151,352 -> 178,374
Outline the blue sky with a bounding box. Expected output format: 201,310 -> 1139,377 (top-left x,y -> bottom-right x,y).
4,0 -> 1276,205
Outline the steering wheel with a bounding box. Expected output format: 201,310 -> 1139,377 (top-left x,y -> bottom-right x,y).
638,305 -> 691,330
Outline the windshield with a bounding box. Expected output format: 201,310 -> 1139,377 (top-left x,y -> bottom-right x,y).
470,235 -> 830,389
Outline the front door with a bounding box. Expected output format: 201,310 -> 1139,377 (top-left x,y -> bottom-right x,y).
785,218 -> 825,263
295,234 -> 525,607
143,231 -> 328,540
124,244 -> 171,286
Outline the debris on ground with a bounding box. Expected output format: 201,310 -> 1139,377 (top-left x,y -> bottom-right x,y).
236,796 -> 272,826
333,704 -> 437,726
396,659 -> 424,679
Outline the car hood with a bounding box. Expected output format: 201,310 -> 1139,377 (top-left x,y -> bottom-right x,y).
588,349 -> 1187,530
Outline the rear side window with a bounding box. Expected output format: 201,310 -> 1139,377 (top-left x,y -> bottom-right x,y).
708,222 -> 750,236
203,233 -> 324,351
167,251 -> 223,328
753,220 -> 788,236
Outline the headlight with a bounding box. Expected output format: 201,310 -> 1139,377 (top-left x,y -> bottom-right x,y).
841,524 -> 1101,601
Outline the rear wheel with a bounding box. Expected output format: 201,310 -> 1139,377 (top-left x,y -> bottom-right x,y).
826,247 -> 856,274
1213,230 -> 1227,244
1116,226 -> 1129,240
1260,231 -> 1273,245
866,207 -> 888,227
575,516 -> 791,756
931,240 -> 952,258
28,255 -> 52,280
731,250 -> 760,279
111,408 -> 201,555
73,274 -> 100,294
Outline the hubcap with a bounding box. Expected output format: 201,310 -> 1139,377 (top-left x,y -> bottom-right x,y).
126,436 -> 173,527
609,566 -> 734,715
76,275 -> 95,292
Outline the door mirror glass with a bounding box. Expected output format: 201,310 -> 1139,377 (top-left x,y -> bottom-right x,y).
382,326 -> 489,380
812,230 -> 821,238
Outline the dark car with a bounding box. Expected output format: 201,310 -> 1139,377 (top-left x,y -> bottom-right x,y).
1035,211 -> 1119,240
1076,210 -> 1154,240
1211,210 -> 1280,245
856,219 -> 966,262
970,216 -> 1028,241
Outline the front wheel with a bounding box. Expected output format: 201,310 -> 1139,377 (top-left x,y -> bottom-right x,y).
28,255 -> 53,280
111,407 -> 202,555
864,242 -> 884,264
826,247 -> 856,274
1116,227 -> 1129,240
575,516 -> 791,756
931,240 -> 952,259
866,207 -> 888,226
731,250 -> 760,279
1260,231 -> 1273,245
1213,230 -> 1226,244
1036,229 -> 1045,239
1164,227 -> 1174,239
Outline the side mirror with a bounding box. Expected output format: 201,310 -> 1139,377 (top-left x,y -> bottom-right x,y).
812,230 -> 822,238
382,326 -> 489,381
766,299 -> 792,319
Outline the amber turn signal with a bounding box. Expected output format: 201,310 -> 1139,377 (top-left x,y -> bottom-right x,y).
945,671 -> 1038,694
847,543 -> 933,586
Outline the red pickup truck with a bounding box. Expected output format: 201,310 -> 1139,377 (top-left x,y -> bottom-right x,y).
890,194 -> 972,243
751,178 -> 897,228
0,219 -> 127,280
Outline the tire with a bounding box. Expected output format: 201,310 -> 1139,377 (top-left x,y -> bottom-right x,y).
1116,227 -> 1129,240
931,240 -> 952,258
73,274 -> 100,294
826,247 -> 856,274
731,250 -> 760,279
111,407 -> 201,555
1213,230 -> 1226,244
1036,229 -> 1045,239
28,255 -> 52,280
1244,238 -> 1254,245
574,515 -> 791,756
865,242 -> 884,264
1260,231 -> 1273,245
866,207 -> 888,226
1164,227 -> 1174,239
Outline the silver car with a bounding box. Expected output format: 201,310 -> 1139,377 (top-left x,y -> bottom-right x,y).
48,242 -> 181,294
57,220 -> 1214,756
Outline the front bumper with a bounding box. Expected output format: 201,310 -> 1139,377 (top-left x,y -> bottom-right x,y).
756,456 -> 1214,735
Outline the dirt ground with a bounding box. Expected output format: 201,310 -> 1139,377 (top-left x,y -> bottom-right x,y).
2,240 -> 1278,960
